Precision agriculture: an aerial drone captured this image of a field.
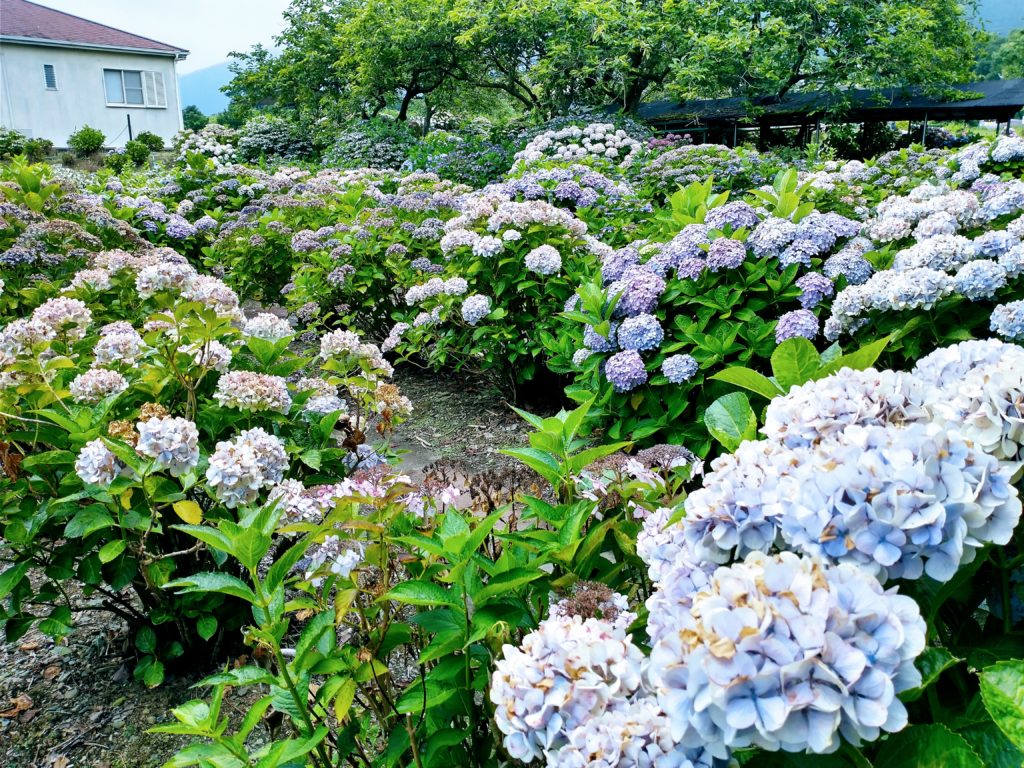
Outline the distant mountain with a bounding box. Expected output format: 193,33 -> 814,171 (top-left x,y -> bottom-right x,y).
976,0 -> 1023,35
179,62 -> 234,116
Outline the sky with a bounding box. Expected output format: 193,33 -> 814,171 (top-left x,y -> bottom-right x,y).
34,0 -> 292,73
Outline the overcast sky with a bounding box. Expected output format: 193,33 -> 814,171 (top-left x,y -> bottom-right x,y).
38,0 -> 292,73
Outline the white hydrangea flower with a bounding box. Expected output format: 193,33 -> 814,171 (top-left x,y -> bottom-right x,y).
136,416 -> 200,477
243,313 -> 293,341
69,368 -> 129,404
205,428 -> 288,508
31,297 -> 92,339
213,371 -> 292,413
75,439 -> 123,487
179,340 -> 233,372
94,329 -> 147,367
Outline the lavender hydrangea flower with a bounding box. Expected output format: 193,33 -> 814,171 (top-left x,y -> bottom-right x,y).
206,427 -> 289,508
662,354 -> 699,384
774,309 -> 819,343
794,272 -> 834,309
823,251 -> 873,285
613,266 -> 666,317
461,294 -> 491,325
524,245 -> 562,275
583,322 -> 618,352
991,300 -> 1024,341
705,239 -> 747,272
136,416 -> 200,477
617,313 -> 664,351
75,439 -> 123,487
605,350 -> 647,392
704,201 -> 759,231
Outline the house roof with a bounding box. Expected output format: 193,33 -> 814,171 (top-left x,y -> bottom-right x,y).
635,80 -> 1024,128
0,0 -> 187,56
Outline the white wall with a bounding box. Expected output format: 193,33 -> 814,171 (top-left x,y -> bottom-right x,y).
0,42 -> 183,147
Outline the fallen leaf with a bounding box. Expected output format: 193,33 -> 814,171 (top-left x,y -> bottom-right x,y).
52,757 -> 71,768
43,665 -> 61,681
19,642 -> 40,651
0,694 -> 32,718
20,708 -> 39,723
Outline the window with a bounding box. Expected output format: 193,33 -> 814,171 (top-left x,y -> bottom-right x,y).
103,69 -> 166,108
43,64 -> 57,90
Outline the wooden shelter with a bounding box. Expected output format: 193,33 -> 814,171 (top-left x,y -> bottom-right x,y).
633,80 -> 1024,146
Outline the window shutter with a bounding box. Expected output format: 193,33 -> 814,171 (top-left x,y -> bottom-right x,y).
43,64 -> 57,89
143,71 -> 167,108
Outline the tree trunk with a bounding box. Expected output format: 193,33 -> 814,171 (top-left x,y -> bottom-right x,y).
423,99 -> 434,136
397,84 -> 418,121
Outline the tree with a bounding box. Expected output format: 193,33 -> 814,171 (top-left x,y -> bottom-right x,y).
182,105 -> 208,132
995,29 -> 1024,79
668,0 -> 982,103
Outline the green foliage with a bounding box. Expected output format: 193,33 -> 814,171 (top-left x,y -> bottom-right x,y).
125,139 -> 152,166
182,105 -> 209,132
68,125 -> 106,156
134,131 -> 166,152
0,127 -> 27,158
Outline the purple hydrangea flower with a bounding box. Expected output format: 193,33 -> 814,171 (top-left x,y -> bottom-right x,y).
614,266 -> 666,317
824,251 -> 873,284
704,201 -> 760,231
584,322 -> 619,352
605,350 -> 648,392
706,238 -> 747,272
662,354 -> 699,384
776,309 -> 820,343
795,272 -> 835,309
617,313 -> 664,351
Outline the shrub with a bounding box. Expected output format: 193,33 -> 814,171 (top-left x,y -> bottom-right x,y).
406,131 -> 515,186
124,139 -> 151,166
68,125 -> 106,156
0,127 -> 27,158
104,147 -> 131,173
134,131 -> 165,152
0,251 -> 412,685
237,113 -> 313,161
182,105 -> 208,132
23,138 -> 53,163
323,119 -> 416,169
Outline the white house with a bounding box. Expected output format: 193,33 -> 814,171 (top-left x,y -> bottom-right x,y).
0,0 -> 188,147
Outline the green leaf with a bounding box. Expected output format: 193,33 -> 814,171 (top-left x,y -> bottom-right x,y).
64,505 -> 115,538
874,724 -> 984,768
381,580 -> 459,607
819,335 -> 892,377
901,647 -> 961,702
770,338 -> 821,390
165,572 -> 256,603
142,658 -> 165,688
196,616 -> 218,642
135,626 -> 157,653
0,562 -> 29,600
704,392 -> 757,452
980,660 -> 1024,751
710,367 -> 784,399
98,539 -> 127,564
475,567 -> 544,603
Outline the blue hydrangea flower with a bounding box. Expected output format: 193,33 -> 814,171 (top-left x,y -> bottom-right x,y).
775,309 -> 819,343
704,201 -> 759,231
973,229 -> 1019,257
613,266 -> 666,317
601,246 -> 641,283
778,239 -> 819,268
991,300 -> 1024,340
705,239 -> 747,272
795,272 -> 835,309
617,313 -> 664,351
524,244 -> 562,275
953,259 -> 1007,300
662,354 -> 699,384
460,294 -> 491,325
605,350 -> 648,392
584,322 -> 619,352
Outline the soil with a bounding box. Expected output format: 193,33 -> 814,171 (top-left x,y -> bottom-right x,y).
0,368 -> 535,768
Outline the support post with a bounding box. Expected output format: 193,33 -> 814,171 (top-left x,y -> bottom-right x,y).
127,114 -> 133,142
920,113 -> 928,145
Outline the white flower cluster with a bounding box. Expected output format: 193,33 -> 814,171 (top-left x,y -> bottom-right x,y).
136,416 -> 201,477
75,439 -> 124,487
69,368 -> 129,404
94,327 -> 146,367
176,124 -> 238,166
31,297 -> 92,339
404,277 -> 468,305
179,340 -> 233,372
303,534 -> 362,586
242,313 -> 293,341
514,123 -> 643,168
213,371 -> 292,413
205,427 -> 288,508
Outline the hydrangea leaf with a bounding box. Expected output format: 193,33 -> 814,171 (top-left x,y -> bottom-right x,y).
711,366 -> 784,399
980,661 -> 1024,751
874,724 -> 984,767
959,721 -> 1024,768
770,337 -> 821,389
704,392 -> 757,452
172,500 -> 203,525
900,647 -> 962,702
